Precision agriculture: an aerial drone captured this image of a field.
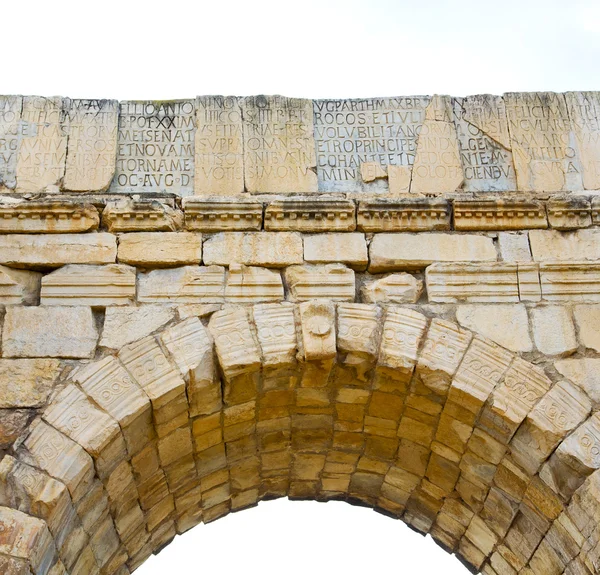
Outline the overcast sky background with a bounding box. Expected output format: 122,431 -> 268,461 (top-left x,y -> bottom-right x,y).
6,1 -> 599,573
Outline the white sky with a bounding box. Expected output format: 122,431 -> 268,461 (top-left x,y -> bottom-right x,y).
7,1 -> 598,573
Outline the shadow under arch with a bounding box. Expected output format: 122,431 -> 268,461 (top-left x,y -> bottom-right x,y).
1,301 -> 600,575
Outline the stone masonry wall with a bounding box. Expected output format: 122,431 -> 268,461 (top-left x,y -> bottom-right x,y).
3,92 -> 600,575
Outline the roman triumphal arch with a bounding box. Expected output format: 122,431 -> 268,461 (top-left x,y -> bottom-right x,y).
2,92 -> 600,574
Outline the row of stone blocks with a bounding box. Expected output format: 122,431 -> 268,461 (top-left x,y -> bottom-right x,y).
1,196 -> 600,234
2,303 -> 600,574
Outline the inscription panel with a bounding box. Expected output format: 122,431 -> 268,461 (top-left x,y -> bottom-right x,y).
110,100 -> 195,195
0,95 -> 22,190
195,96 -> 244,195
242,95 -> 317,194
64,99 -> 118,192
313,97 -> 429,193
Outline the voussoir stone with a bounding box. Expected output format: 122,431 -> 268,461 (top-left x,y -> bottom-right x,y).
555,358 -> 600,405
2,306 -> 98,358
303,233 -> 368,270
531,306 -> 577,356
456,304 -> 533,353
203,232 -> 303,267
117,232 -> 202,267
0,233 -> 117,268
0,359 -> 62,408
529,229 -> 600,261
369,233 -> 496,271
99,305 -> 177,349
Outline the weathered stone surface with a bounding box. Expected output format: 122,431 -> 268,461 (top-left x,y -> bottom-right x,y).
102,199 -> 183,232
369,233 -> 496,272
203,232 -> 303,267
0,265 -> 41,304
361,273 -> 423,304
530,229 -> 600,261
265,199 -> 355,232
195,96 -> 244,195
16,96 -> 66,193
299,300 -> 336,361
0,410 -> 33,450
303,233 -> 367,270
138,266 -> 225,303
554,358 -> 600,405
497,232 -> 532,262
285,264 -> 355,301
63,99 -> 118,192
0,359 -> 62,408
547,197 -> 592,230
40,264 -> 136,306
225,265 -> 283,303
183,198 -> 262,231
456,304 -> 533,353
357,199 -> 451,232
539,261 -> 600,302
411,95 -> 463,195
0,233 -> 116,268
2,306 -> 98,358
453,199 -> 547,231
111,100 -> 195,195
252,303 -> 297,367
531,306 -> 577,356
451,95 -> 516,192
505,92 -> 582,192
313,97 -> 429,193
0,96 -> 22,191
99,305 -> 176,349
573,304 -> 600,352
242,96 -> 317,194
117,232 -> 202,267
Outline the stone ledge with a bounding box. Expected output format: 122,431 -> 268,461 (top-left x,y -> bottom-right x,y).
183,198 -> 263,232
265,199 -> 355,232
0,200 -> 99,233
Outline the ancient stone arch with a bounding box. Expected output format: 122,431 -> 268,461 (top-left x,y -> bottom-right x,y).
2,92 -> 600,574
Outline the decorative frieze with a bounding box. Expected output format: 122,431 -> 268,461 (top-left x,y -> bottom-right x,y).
453,199 -> 547,231
285,264 -> 355,301
357,199 -> 451,232
547,197 -> 592,230
540,261 -> 600,302
265,199 -> 355,232
0,200 -> 99,233
102,199 -> 183,232
183,198 -> 263,232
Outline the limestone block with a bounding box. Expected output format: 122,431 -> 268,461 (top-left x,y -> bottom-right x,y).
208,308 -> 261,379
531,306 -> 577,356
41,264 -> 136,306
0,359 -> 61,408
117,232 -> 202,267
566,92 -> 600,190
225,265 -> 283,303
456,304 -> 533,352
2,306 -> 98,358
63,99 -> 118,192
102,199 -> 183,232
0,506 -> 56,574
99,305 -> 176,349
573,305 -> 600,352
183,198 -> 262,231
388,165 -> 412,195
0,96 -> 22,190
111,100 -> 196,196
252,303 -> 297,367
417,319 -> 472,395
313,97 -> 428,193
0,200 -> 99,234
177,303 -> 222,319
530,230 -> 600,261
285,264 -> 355,301
299,301 -> 336,361
453,199 -> 547,231
16,96 -> 67,193
195,96 -> 244,195
554,358 -> 600,405
357,199 -> 451,233
242,96 -> 317,194
539,262 -> 600,302
303,233 -> 367,270
203,232 -> 303,267
137,266 -> 226,303
504,92 -> 582,192
361,273 -> 423,304
497,232 -> 532,262
264,199 -> 355,232
0,265 -> 41,304
547,197 -> 592,230
378,307 -> 428,379
361,161 -> 387,182
337,303 -> 382,359
426,263 -> 519,303
0,233 -> 117,268
0,409 -> 33,450
410,96 -> 463,195
451,95 -> 516,192
369,233 -> 496,272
